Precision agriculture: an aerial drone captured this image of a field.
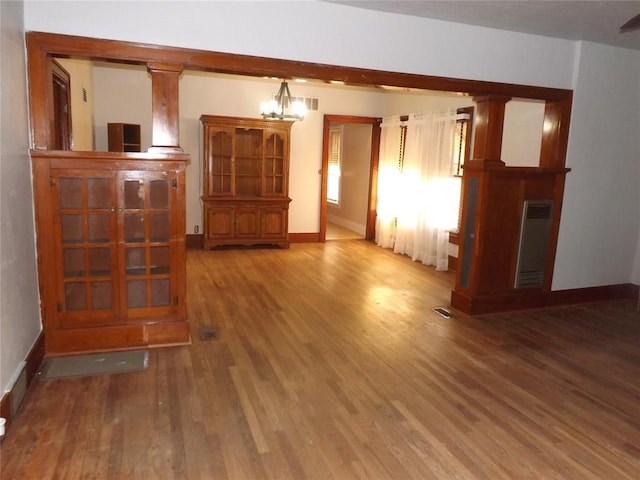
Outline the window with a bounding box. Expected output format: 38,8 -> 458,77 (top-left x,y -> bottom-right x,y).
452,107 -> 474,177
327,126 -> 343,204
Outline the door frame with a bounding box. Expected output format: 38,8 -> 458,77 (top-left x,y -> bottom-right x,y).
50,58 -> 73,150
320,115 -> 381,242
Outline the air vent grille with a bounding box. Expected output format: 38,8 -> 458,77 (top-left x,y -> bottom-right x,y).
514,200 -> 554,289
276,95 -> 319,111
526,203 -> 552,219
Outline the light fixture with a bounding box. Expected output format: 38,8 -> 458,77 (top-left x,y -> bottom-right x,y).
260,79 -> 307,121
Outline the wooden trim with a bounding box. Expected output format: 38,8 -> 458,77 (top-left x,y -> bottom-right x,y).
320,115 -> 381,242
289,232 -> 320,243
0,332 -> 45,440
45,322 -> 190,356
451,283 -> 638,315
470,95 -> 511,163
186,234 -> 203,249
539,95 -> 573,169
448,255 -> 458,272
26,31 -> 573,152
27,31 -> 572,98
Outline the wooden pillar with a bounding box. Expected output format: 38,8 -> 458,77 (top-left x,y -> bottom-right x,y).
147,62 -> 183,153
468,95 -> 511,166
539,95 -> 573,168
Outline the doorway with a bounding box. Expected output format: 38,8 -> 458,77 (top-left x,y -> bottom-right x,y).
320,115 -> 381,242
50,59 -> 73,150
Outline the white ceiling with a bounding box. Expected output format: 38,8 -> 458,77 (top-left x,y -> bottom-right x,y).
327,1 -> 640,51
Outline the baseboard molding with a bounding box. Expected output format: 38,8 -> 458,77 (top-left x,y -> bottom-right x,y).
0,332 -> 45,441
289,232 -> 320,243
186,234 -> 203,249
188,233 -> 320,246
326,216 -> 366,236
451,283 -> 638,315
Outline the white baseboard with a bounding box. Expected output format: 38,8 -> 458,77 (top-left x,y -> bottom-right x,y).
327,215 -> 366,235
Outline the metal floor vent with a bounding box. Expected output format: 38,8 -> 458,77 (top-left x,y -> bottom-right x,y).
199,325 -> 218,341
433,307 -> 452,319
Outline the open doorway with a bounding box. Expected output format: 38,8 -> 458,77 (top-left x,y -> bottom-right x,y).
50,59 -> 73,150
320,115 -> 381,242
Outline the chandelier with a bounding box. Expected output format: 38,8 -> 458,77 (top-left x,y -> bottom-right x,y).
260,79 -> 307,121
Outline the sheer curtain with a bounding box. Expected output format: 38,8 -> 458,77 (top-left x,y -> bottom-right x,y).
376,110 -> 460,271
375,116 -> 403,248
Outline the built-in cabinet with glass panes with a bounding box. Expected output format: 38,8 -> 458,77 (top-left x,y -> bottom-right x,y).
200,115 -> 293,249
31,151 -> 190,355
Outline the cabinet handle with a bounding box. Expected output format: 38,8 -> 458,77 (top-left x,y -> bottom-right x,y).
110,207 -> 115,212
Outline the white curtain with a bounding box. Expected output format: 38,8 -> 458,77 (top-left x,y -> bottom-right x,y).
375,116 -> 403,248
376,110 -> 460,271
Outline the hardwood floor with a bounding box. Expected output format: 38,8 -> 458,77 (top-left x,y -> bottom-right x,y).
326,222 -> 363,241
1,240 -> 639,479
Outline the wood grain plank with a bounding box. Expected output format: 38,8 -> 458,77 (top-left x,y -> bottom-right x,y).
1,241 -> 639,479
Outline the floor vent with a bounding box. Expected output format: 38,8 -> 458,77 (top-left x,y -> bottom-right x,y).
199,325 -> 218,341
433,307 -> 452,318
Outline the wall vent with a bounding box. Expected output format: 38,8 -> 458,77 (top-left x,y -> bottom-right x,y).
514,200 -> 553,289
276,95 -> 319,111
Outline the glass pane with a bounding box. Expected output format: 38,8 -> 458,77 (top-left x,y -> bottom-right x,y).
149,213 -> 169,242
150,180 -> 169,209
124,179 -> 144,209
273,177 -> 283,194
91,281 -> 112,310
89,248 -> 111,276
150,246 -> 170,274
61,214 -> 84,244
59,178 -> 83,209
266,133 -> 284,157
88,214 -> 109,243
210,131 -> 232,159
65,282 -> 87,311
211,175 -> 231,194
127,280 -> 147,308
124,213 -> 145,242
87,178 -> 110,209
63,248 -> 85,277
151,278 -> 171,307
125,247 -> 146,275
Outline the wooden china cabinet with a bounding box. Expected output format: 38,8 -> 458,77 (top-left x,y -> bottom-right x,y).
31,151 -> 190,355
200,115 -> 293,249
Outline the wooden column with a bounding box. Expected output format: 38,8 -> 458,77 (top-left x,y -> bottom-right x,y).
539,95 -> 573,168
468,95 -> 511,166
147,62 -> 183,153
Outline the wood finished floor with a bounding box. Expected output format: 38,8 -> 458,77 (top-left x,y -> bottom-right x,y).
1,240 -> 639,479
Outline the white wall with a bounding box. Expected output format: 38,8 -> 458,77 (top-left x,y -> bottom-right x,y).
0,0 -> 42,398
502,99 -> 545,167
22,0 -> 640,292
554,41 -> 640,289
327,123 -> 372,234
92,63 -> 151,152
23,1 -> 577,89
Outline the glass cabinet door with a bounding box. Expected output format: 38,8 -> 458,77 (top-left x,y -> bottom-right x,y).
206,129 -> 233,196
120,171 -> 176,315
53,170 -> 118,325
264,131 -> 287,195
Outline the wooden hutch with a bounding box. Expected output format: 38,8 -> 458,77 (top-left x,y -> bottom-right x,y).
200,115 -> 293,249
